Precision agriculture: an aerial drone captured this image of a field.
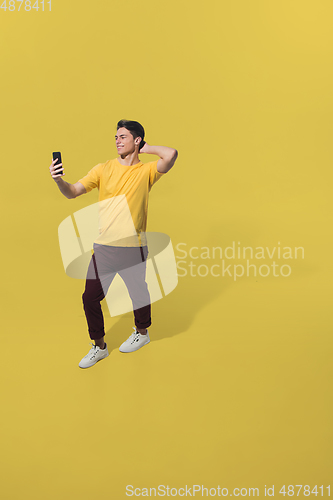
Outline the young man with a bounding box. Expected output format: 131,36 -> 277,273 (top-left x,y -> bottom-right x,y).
49,119 -> 178,368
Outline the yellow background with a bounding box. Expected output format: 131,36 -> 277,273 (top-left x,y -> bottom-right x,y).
0,0 -> 332,498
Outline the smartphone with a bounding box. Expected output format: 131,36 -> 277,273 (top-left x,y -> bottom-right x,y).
52,152 -> 63,174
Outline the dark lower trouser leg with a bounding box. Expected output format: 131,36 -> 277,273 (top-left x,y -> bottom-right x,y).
82,278 -> 107,341
118,246 -> 152,331
82,251 -> 116,341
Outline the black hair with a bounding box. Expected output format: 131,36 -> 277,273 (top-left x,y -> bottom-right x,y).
116,119 -> 146,151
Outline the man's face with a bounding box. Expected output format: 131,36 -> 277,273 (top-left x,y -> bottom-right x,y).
115,127 -> 138,156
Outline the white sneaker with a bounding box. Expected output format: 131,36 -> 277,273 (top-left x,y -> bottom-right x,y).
119,327 -> 150,353
79,343 -> 109,368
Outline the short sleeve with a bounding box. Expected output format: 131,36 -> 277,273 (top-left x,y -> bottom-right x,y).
148,160 -> 165,188
77,163 -> 103,193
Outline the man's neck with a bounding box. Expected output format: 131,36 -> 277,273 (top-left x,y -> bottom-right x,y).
117,151 -> 141,166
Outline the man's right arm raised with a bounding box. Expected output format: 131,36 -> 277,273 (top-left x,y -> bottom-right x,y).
49,158 -> 86,199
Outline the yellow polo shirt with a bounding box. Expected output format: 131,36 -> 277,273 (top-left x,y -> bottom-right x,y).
77,158 -> 165,247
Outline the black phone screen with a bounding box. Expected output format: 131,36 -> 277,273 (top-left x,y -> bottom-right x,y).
52,152 -> 62,173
